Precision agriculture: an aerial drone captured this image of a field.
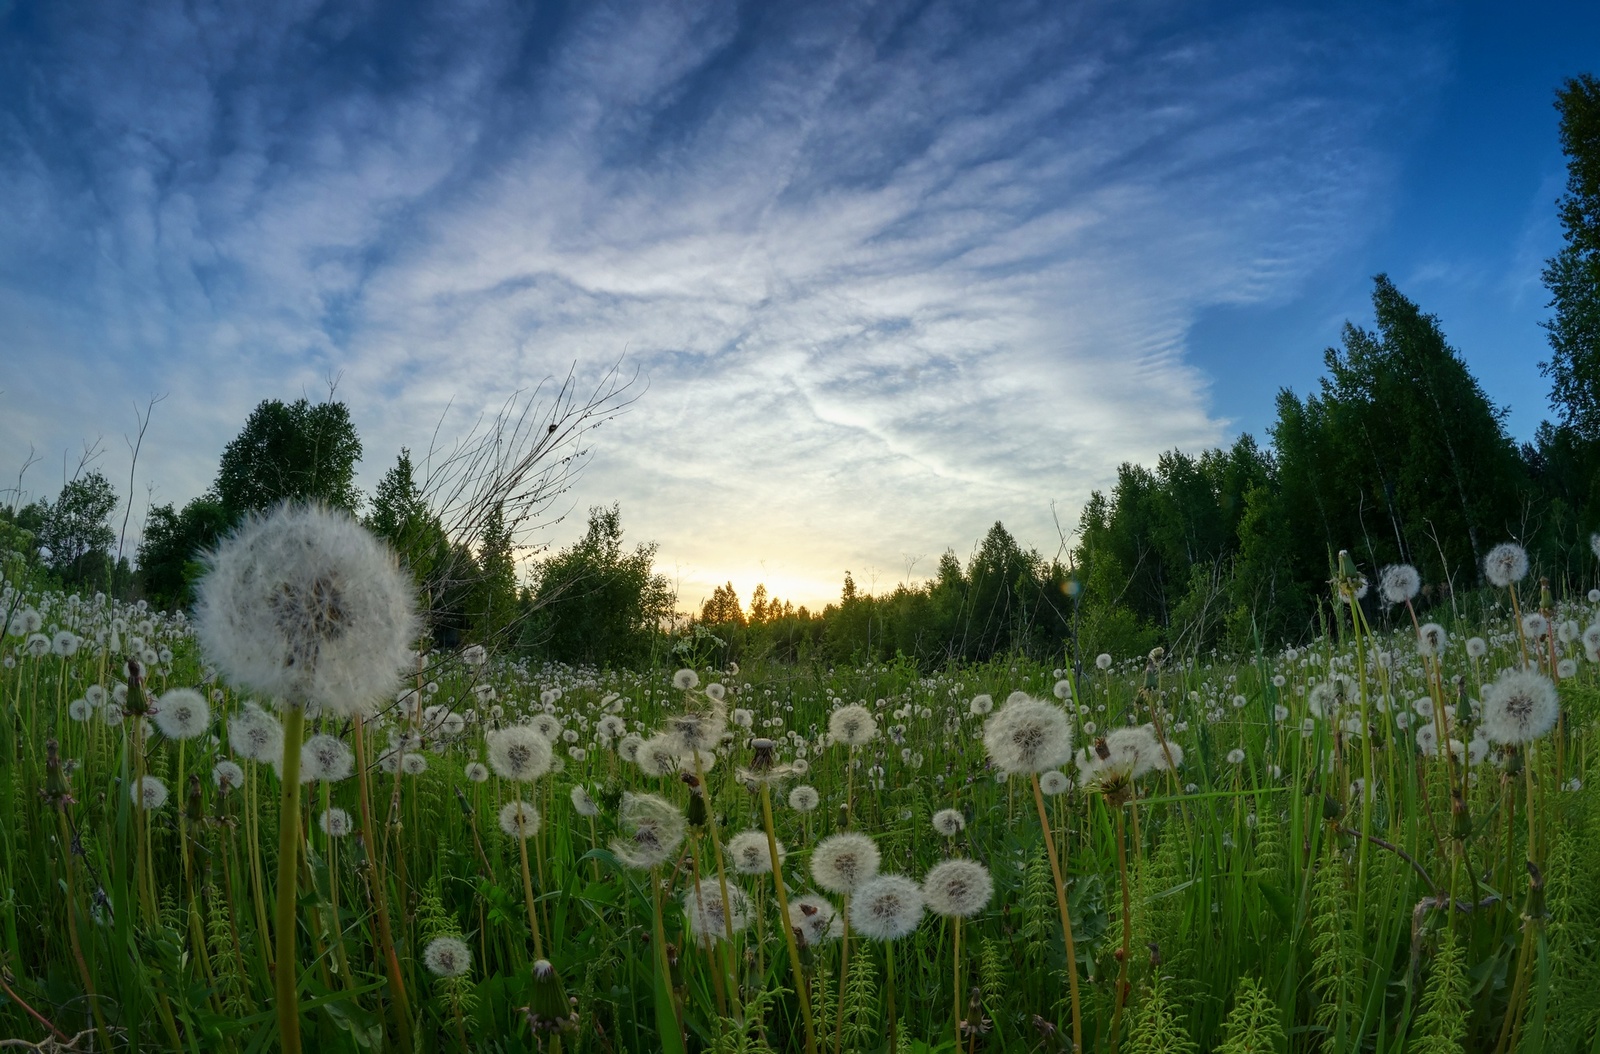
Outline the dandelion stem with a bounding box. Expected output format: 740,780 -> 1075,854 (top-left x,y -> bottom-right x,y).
760,782 -> 818,1054
273,704 -> 306,1054
1031,772 -> 1082,1054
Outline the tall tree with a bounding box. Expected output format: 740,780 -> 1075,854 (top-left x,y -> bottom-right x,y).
30,471 -> 120,587
1541,74 -> 1600,440
136,495 -> 230,610
522,505 -> 674,666
214,398 -> 363,517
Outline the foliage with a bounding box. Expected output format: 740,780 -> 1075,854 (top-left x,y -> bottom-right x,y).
214,397 -> 364,518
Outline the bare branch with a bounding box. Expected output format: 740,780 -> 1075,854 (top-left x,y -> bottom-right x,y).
118,394 -> 167,565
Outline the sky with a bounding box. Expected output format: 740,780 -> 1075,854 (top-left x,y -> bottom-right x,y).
1,0 -> 1596,612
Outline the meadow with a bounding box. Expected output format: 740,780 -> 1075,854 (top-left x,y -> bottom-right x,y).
2,513 -> 1598,1054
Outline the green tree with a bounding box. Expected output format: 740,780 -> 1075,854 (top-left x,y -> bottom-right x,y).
521,505 -> 674,666
1541,73 -> 1600,440
136,495 -> 230,610
31,471 -> 120,588
472,502 -> 520,646
215,398 -> 363,518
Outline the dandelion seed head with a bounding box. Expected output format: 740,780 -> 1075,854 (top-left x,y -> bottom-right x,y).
788,784 -> 820,812
498,800 -> 542,839
682,883 -> 751,946
1484,542 -> 1529,588
401,752 -> 428,775
850,873 -> 924,940
728,830 -> 784,874
1039,770 -> 1072,796
829,704 -> 878,747
787,893 -> 842,946
132,775 -> 168,810
672,668 -> 699,690
922,858 -> 993,918
982,695 -> 1072,775
1096,653 -> 1113,671
811,832 -> 881,894
610,792 -> 686,869
464,761 -> 489,783
195,504 -> 419,717
213,760 -> 245,790
1481,667 -> 1559,745
228,705 -> 284,763
570,784 -> 599,817
487,725 -> 553,782
319,807 -> 353,836
968,694 -> 994,716
931,808 -> 966,836
1417,623 -> 1448,658
300,734 -> 354,783
1378,564 -> 1421,604
423,936 -> 472,978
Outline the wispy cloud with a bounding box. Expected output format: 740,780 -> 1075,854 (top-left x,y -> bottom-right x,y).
0,0 -> 1440,607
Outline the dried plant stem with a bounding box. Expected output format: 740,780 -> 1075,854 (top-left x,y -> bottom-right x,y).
1031,772 -> 1082,1054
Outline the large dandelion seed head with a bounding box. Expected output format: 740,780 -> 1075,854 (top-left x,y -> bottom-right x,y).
423,936 -> 472,978
788,785 -> 820,812
194,503 -> 419,717
319,807 -> 353,837
150,694 -> 211,742
672,668 -> 699,690
682,883 -> 752,946
931,808 -> 965,837
850,873 -> 924,941
787,893 -> 842,947
228,705 -> 283,763
213,760 -> 245,790
1039,770 -> 1072,796
132,775 -> 168,810
570,784 -> 600,817
982,695 -> 1072,775
1417,623 -> 1448,658
635,733 -> 683,777
1379,564 -> 1421,604
664,699 -> 727,755
487,725 -> 553,782
922,858 -> 994,918
811,832 -> 881,894
300,734 -> 354,783
828,704 -> 878,747
1484,542 -> 1529,588
498,800 -> 542,839
1481,667 -> 1559,745
610,792 -> 686,870
728,830 -> 784,874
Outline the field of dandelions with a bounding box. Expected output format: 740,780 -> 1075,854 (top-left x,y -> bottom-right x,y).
3,511 -> 1600,1054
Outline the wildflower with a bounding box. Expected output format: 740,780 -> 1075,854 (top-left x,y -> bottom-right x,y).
788,784 -> 820,812
498,800 -> 542,839
1416,723 -> 1439,755
705,683 -> 726,702
26,633 -> 50,658
1096,653 -> 1113,670
1466,637 -> 1488,659
1052,679 -> 1073,701
194,504 -> 419,717
787,893 -> 842,946
214,760 -> 245,790
1417,623 -> 1448,658
682,883 -> 752,946
461,644 -> 488,667
829,704 -> 878,747
982,695 -> 1072,775
1379,564 -> 1421,604
52,630 -> 79,657
487,725 -> 553,782
672,668 -> 700,690
729,830 -> 784,874
969,694 -> 994,716
319,808 -> 353,836
1480,668 -> 1559,745
132,775 -> 168,810
401,753 -> 429,775
610,792 -> 686,869
1039,770 -> 1072,796
300,734 -> 354,782
931,808 -> 966,836
812,832 -> 881,894
1227,748 -> 1246,764
68,699 -> 92,722
635,734 -> 684,777
228,705 -> 284,762
664,700 -> 727,755
423,936 -> 472,978
1522,613 -> 1549,639
1558,658 -> 1578,679
922,859 -> 993,918
1483,543 -> 1529,588
850,874 -> 924,940
570,785 -> 599,817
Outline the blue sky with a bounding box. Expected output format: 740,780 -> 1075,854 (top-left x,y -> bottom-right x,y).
0,0 -> 1595,610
